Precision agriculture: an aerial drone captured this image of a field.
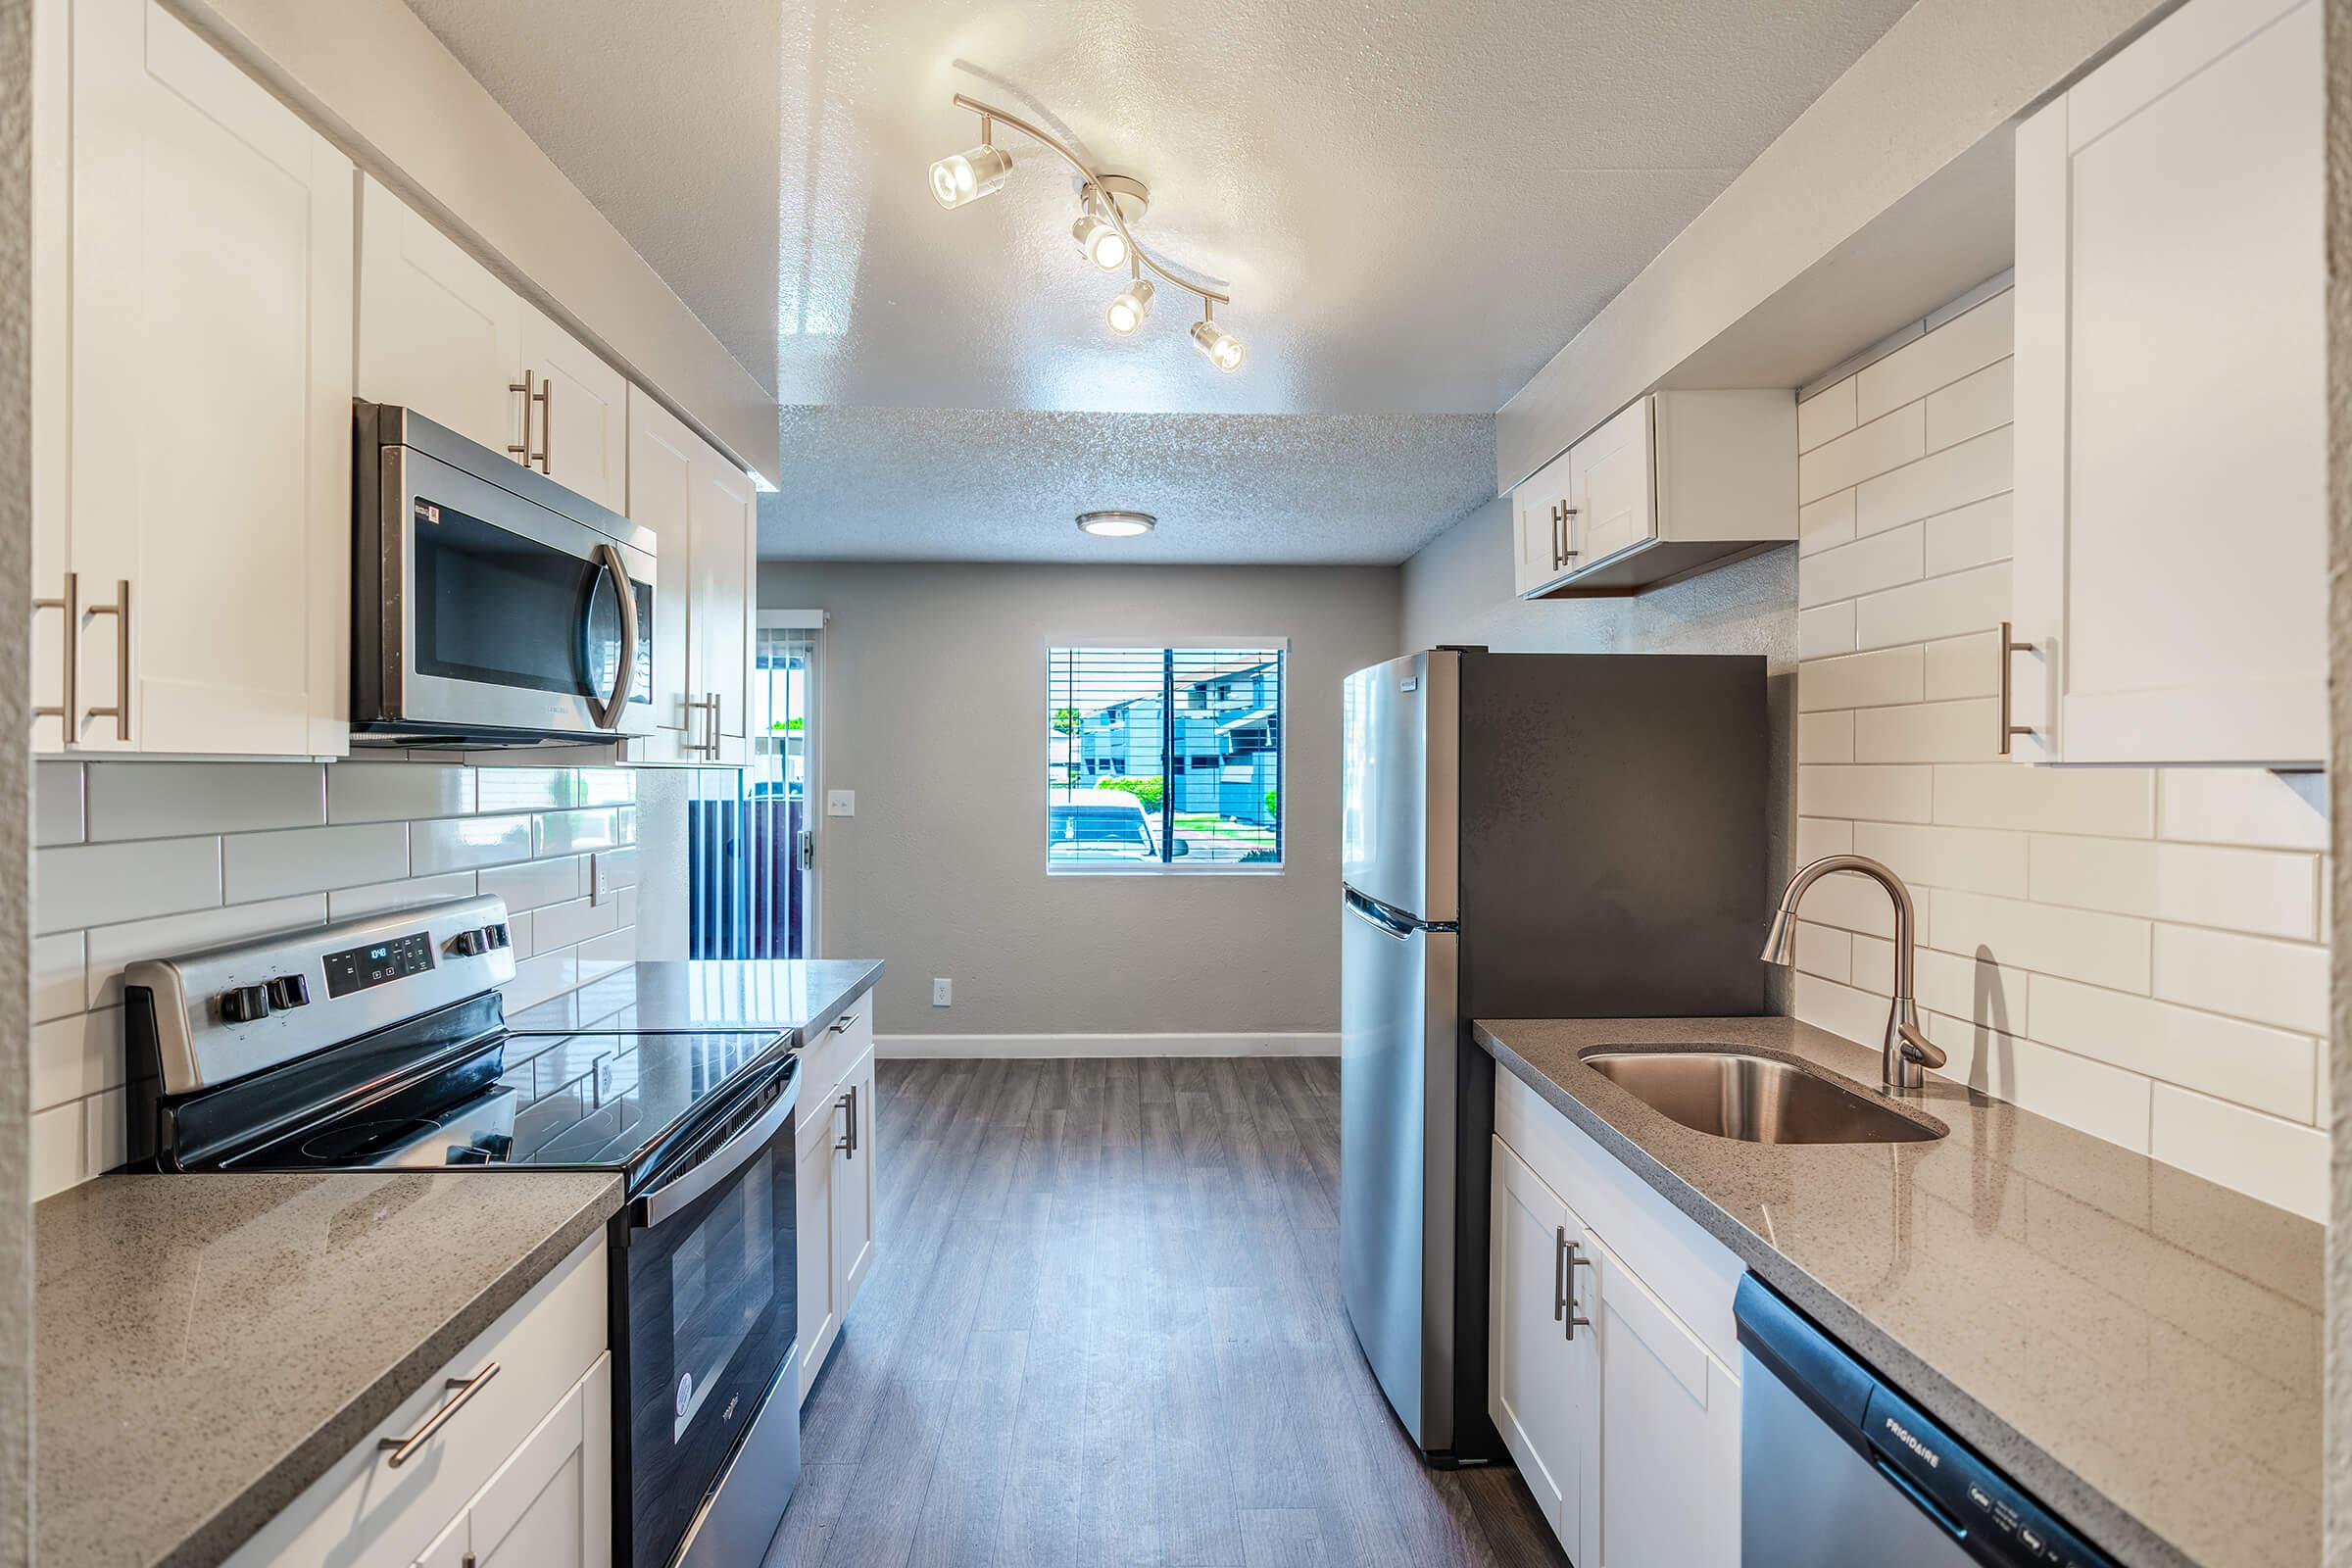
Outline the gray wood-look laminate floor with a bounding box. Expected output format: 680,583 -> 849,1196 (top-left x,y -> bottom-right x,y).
765,1056 -> 1570,1568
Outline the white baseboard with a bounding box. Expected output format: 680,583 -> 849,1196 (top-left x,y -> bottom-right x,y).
875,1031 -> 1340,1059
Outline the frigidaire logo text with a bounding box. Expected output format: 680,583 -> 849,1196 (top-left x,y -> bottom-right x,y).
1884,1415 -> 1940,1468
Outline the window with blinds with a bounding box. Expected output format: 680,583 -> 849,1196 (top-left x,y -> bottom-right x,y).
1047,645 -> 1285,870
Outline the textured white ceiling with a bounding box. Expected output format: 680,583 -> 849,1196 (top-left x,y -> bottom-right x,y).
405,0 -> 1914,562
760,406 -> 1494,564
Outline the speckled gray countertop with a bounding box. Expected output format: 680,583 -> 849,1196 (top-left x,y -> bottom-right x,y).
35,1171 -> 623,1568
508,958 -> 885,1035
1473,1016 -> 2321,1568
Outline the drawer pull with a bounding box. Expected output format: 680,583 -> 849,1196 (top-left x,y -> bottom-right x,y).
379,1361 -> 500,1467
828,1011 -> 859,1035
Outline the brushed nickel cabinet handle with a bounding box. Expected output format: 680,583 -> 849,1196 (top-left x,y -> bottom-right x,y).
33,571 -> 75,728
378,1362 -> 499,1467
835,1084 -> 858,1158
1563,1241 -> 1592,1341
1553,1226 -> 1568,1323
1997,620 -> 2037,757
81,580 -> 129,741
537,375 -> 553,474
829,1010 -> 858,1035
684,692 -> 719,757
507,369 -> 537,464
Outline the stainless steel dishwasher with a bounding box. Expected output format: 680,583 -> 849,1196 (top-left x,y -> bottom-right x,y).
1735,1276 -> 2117,1568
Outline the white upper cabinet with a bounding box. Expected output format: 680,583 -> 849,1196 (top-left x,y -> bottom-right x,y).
2013,0 -> 2323,767
623,387 -> 755,766
1511,392 -> 1794,599
59,0 -> 352,757
359,177 -> 630,514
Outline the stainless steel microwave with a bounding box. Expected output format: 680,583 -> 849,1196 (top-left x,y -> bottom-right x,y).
354,402 -> 656,746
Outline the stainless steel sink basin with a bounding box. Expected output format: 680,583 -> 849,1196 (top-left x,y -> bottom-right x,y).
1580,1049 -> 1944,1145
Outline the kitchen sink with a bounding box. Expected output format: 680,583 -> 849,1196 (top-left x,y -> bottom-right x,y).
1579,1049 -> 1944,1145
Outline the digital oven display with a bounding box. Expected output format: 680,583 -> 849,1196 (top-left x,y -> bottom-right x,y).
322,932 -> 436,998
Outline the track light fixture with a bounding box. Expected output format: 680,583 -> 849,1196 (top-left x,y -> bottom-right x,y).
928,92 -> 1246,371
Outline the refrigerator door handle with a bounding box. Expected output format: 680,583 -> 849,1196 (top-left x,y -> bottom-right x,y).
1345,886 -> 1451,939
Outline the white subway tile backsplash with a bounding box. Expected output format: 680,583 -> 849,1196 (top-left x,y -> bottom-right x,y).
31,1102 -> 83,1201
1799,645 -> 1923,711
1799,402 -> 1927,504
595,847 -> 639,890
1797,378 -> 1857,451
32,933 -> 85,1024
2149,1087 -> 2328,1223
1851,821 -> 2030,899
1794,972 -> 1893,1046
1852,425 -> 2012,536
1928,1015 -> 2153,1153
1911,945 -> 2027,1034
1794,817 -> 1853,862
1853,699 -> 2001,763
2157,769 -> 2329,852
2152,925 -> 2327,1035
1797,603 -> 1856,662
327,763 -> 477,823
1798,524 -> 1922,609
83,895 -> 328,1010
2031,975 -> 2317,1123
506,951 -> 580,1011
1922,494 -> 2013,577
1934,763 -> 2156,837
1855,563 -> 2012,650
1923,631 -> 2000,701
1791,920 -> 1851,983
1855,289 -> 2014,423
532,896 -> 619,953
1797,711 -> 1854,764
1792,866 -> 1905,939
1923,358 -> 2015,449
479,855 -> 586,913
475,768 -> 576,813
32,1007 -> 119,1111
1798,764 -> 1933,824
537,807 -> 636,858
85,762 -> 324,843
326,872 -> 479,920
34,761 -> 84,848
224,823 -> 409,904
1798,490 -> 1858,556
35,837 -> 222,935
1928,889 -> 2151,994
412,813 -> 535,874
2028,838 -> 2317,941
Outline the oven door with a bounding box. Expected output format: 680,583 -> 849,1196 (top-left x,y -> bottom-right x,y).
381,443 -> 656,739
617,1058 -> 799,1568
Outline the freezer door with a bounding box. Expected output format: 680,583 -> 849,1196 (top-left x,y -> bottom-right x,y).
1341,650 -> 1459,923
1340,891 -> 1461,1451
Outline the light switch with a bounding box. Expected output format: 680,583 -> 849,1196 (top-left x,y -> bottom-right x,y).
827,790 -> 856,817
589,854 -> 612,906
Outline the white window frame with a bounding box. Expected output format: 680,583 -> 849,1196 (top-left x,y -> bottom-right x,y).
1044,636 -> 1289,877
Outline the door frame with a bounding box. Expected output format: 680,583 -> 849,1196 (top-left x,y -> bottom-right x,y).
760,609 -> 825,956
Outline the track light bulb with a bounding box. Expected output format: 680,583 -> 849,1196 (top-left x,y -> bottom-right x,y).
1106,276 -> 1155,336
1072,196 -> 1129,270
1190,317 -> 1246,372
929,143 -> 1012,209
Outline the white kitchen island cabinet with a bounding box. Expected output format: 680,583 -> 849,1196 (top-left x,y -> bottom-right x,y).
799,994 -> 880,1401
42,0 -> 353,758
2012,0 -> 2324,767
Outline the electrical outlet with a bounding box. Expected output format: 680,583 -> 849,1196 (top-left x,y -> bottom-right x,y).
932,977 -> 953,1007
827,790 -> 856,817
589,853 -> 612,906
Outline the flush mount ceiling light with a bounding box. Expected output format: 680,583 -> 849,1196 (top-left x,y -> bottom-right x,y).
1076,510 -> 1156,538
927,92 -> 1247,372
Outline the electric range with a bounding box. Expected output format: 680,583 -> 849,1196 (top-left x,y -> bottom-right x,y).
122,894 -> 802,1568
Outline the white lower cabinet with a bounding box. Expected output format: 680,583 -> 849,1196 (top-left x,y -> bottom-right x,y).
227,1233 -> 611,1568
1490,1075 -> 1741,1568
798,997 -> 880,1402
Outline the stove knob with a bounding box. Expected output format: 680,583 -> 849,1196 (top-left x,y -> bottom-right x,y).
484,922 -> 512,950
448,928 -> 490,957
265,974 -> 311,1009
218,984 -> 271,1024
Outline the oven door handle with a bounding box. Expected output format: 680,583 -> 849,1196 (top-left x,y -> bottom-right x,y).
588,542 -> 639,730
631,1065 -> 798,1230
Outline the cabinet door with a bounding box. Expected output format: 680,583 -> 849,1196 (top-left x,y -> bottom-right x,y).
72,0 -> 352,756
525,306 -> 630,514
689,448 -> 755,757
625,386 -> 700,754
1511,449 -> 1582,598
832,1045 -> 878,1319
1591,1233 -> 1740,1568
1569,400 -> 1655,570
1487,1139 -> 1594,1548
2014,0 -> 2323,765
358,174 -> 527,459
797,1109 -> 839,1403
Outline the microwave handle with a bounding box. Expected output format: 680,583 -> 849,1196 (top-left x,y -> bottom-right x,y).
589,543 -> 639,729
631,1064 -> 798,1229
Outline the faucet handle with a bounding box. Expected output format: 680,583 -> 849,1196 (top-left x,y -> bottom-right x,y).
1896,1020 -> 1946,1071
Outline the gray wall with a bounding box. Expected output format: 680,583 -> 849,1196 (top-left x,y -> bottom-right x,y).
1,0 -> 33,1554
1399,499 -> 1797,1010
759,561 -> 1400,1039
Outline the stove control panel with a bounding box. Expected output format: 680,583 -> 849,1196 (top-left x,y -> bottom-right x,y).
126,894 -> 516,1096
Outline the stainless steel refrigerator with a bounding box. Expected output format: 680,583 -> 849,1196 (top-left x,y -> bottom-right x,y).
1340,648 -> 1771,1464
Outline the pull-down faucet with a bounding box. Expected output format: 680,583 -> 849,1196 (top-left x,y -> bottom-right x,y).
1760,855 -> 1946,1093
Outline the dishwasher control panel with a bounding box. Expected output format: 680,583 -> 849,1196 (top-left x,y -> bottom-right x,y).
1862,1380 -> 2108,1568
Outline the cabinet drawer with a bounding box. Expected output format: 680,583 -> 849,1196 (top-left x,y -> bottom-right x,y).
795,990 -> 874,1130
225,1231 -> 609,1568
